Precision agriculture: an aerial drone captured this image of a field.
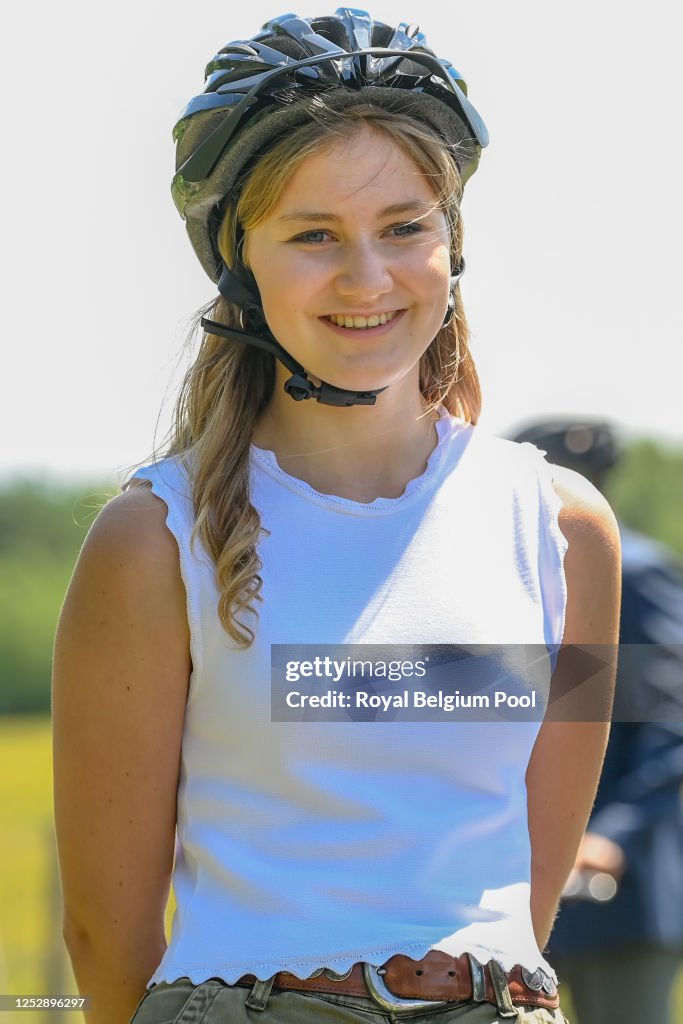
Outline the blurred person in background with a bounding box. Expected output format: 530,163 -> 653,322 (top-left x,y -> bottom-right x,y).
509,418 -> 683,1024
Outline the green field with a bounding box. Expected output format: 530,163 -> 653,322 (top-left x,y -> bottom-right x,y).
1,716 -> 681,1023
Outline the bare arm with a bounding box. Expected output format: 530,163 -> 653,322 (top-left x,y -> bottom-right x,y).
525,466 -> 621,951
52,485 -> 191,1024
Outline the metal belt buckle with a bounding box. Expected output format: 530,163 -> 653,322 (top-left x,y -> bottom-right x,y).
362,963 -> 451,1014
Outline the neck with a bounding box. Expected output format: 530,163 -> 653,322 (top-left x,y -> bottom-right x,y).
251,368 -> 442,503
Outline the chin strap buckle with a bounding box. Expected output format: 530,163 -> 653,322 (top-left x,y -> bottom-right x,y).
284,373 -> 317,402
284,374 -> 383,407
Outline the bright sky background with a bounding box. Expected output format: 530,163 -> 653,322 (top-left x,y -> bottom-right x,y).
3,0 -> 681,483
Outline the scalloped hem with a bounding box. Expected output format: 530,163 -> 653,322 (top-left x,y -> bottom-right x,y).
148,939 -> 558,988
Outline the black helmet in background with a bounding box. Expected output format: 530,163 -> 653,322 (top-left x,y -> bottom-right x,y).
508,419 -> 622,488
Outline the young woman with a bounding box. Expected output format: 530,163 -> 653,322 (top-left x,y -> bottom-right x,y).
52,11 -> 621,1024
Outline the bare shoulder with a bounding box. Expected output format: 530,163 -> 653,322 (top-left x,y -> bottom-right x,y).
550,464 -> 621,644
551,464 -> 620,544
64,480 -> 191,681
83,481 -> 178,564
60,483 -> 189,648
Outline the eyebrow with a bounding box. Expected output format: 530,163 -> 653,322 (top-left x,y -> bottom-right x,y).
277,200 -> 436,223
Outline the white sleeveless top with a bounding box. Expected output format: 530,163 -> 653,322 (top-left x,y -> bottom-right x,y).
123,407 -> 568,988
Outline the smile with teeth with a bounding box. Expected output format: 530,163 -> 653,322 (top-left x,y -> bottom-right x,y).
325,310 -> 401,329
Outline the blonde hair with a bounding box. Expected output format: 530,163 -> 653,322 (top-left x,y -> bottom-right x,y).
161,102 -> 482,647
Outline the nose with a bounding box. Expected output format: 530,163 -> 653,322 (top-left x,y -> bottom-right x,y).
334,238 -> 394,303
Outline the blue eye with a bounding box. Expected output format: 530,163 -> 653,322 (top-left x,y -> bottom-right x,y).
293,230 -> 330,244
391,222 -> 423,237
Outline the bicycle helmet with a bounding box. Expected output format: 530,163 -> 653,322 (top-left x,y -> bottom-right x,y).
173,8 -> 489,406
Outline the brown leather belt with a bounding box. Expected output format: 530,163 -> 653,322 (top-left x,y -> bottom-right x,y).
235,950 -> 560,1012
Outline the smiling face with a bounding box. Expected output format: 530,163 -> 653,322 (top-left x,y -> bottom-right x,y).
242,124 -> 452,397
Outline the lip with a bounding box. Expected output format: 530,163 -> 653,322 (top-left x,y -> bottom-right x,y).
319,309 -> 407,338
